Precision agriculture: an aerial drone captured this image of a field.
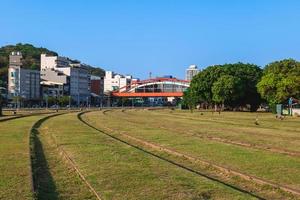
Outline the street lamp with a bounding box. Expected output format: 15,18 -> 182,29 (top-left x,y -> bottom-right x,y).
86,96 -> 89,109
45,94 -> 48,109
68,95 -> 71,110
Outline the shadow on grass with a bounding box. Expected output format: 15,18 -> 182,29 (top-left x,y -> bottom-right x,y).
30,113 -> 65,200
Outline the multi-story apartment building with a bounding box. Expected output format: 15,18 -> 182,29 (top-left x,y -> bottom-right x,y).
41,54 -> 70,69
185,64 -> 199,81
40,68 -> 69,97
8,52 -> 40,100
40,54 -> 90,104
104,71 -> 132,92
90,75 -> 104,96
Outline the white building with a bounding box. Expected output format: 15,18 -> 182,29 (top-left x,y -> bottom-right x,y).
40,54 -> 90,104
40,68 -> 69,97
185,65 -> 199,81
8,52 -> 40,100
104,71 -> 132,92
41,54 -> 70,70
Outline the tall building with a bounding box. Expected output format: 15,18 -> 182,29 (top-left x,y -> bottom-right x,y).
41,54 -> 70,70
185,65 -> 199,81
104,71 -> 132,92
8,52 -> 40,100
40,68 -> 69,97
40,54 -> 90,104
90,75 -> 104,96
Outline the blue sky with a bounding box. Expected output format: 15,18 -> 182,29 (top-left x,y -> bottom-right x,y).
1,0 -> 300,79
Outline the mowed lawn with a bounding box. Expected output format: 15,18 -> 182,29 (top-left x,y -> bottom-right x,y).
82,109 -> 300,199
1,109 -> 300,199
38,112 -> 256,200
0,109 -> 54,121
0,115 -> 48,200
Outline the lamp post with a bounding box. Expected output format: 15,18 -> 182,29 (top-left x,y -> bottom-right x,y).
86,96 -> 88,108
68,95 -> 71,110
45,94 -> 48,109
132,98 -> 134,108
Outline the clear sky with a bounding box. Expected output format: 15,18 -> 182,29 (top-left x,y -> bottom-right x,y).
1,0 -> 300,79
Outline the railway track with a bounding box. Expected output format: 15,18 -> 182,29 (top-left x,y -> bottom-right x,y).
78,111 -> 269,200
148,110 -> 300,136
29,111 -> 103,200
118,109 -> 300,158
0,111 -> 57,122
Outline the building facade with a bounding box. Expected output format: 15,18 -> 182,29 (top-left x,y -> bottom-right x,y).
185,64 -> 199,81
40,54 -> 90,104
8,52 -> 40,100
104,71 -> 132,92
90,75 -> 104,96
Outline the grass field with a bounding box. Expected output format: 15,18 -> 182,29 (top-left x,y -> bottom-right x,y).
0,109 -> 299,199
0,114 -> 49,200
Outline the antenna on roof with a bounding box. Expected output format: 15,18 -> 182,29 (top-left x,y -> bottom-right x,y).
149,72 -> 152,79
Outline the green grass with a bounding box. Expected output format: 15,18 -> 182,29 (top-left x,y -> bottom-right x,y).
39,112 -> 256,200
0,115 -> 46,200
2,109 -> 300,199
132,109 -> 300,151
32,114 -> 96,200
82,109 -> 300,199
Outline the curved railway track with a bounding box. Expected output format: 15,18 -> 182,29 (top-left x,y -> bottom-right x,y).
148,110 -> 300,137
81,110 -> 300,199
0,111 -> 57,122
116,109 -> 300,158
22,109 -> 300,199
119,109 -> 300,158
78,111 -> 269,200
29,111 -> 103,200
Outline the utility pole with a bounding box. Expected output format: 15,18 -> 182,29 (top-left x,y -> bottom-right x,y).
132,98 -> 134,108
68,95 -> 71,110
46,94 -> 48,109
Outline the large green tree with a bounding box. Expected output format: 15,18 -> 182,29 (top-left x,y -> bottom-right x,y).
212,75 -> 242,105
187,63 -> 262,111
182,88 -> 198,112
257,59 -> 300,107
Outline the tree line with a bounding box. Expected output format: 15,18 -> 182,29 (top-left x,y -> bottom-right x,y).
183,59 -> 300,112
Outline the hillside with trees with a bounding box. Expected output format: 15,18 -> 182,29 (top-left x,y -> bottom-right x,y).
0,43 -> 105,87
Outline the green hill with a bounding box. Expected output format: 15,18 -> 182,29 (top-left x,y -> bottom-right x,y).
0,43 -> 105,87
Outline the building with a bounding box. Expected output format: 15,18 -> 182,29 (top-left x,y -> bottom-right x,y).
40,68 -> 69,97
8,52 -> 40,100
90,75 -> 104,96
104,71 -> 132,92
40,54 -> 71,98
41,54 -> 70,70
185,65 -> 199,81
40,54 -> 90,104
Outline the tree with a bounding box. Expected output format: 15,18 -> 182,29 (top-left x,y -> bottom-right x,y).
257,59 -> 300,108
190,65 -> 225,104
58,96 -> 70,106
189,63 -> 262,111
47,96 -> 57,106
212,75 -> 242,106
182,88 -> 198,112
